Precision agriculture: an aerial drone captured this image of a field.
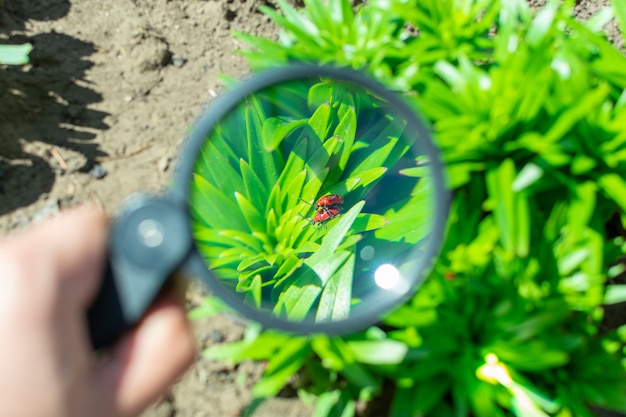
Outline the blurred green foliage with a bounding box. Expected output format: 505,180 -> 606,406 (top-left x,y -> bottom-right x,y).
191,0 -> 626,415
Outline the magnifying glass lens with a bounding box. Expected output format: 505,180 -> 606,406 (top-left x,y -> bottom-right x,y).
188,74 -> 439,327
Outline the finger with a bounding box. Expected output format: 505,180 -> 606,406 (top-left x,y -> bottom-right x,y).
11,205 -> 109,307
93,295 -> 195,417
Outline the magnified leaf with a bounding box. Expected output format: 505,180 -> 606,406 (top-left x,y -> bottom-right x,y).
263,117 -> 308,151
316,253 -> 355,322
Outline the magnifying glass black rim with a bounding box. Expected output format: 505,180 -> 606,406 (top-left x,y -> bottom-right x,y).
172,64 -> 450,335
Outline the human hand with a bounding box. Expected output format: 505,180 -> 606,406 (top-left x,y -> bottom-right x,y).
0,207 -> 195,417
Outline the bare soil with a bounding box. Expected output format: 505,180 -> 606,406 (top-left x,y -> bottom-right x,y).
0,1 -> 622,416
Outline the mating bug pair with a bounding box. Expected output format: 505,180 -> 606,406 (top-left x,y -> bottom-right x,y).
299,194 -> 344,226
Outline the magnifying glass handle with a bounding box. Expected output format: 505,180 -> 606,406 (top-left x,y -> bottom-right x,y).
85,195 -> 193,350
86,259 -> 130,350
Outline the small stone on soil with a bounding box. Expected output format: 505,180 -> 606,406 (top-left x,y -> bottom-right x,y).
89,164 -> 107,179
158,156 -> 170,172
32,198 -> 60,223
211,329 -> 225,343
171,55 -> 186,67
59,194 -> 81,209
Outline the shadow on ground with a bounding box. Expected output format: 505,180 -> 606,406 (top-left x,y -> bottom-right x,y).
0,0 -> 109,215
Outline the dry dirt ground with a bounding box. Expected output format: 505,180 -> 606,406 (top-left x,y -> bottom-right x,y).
0,1 -> 623,416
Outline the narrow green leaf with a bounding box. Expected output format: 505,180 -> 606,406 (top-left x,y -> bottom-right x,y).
543,84 -> 610,145
334,104 -> 357,171
196,139 -> 245,198
585,6 -> 614,32
308,101 -> 332,141
0,43 -> 32,65
304,0 -> 337,39
610,0 -> 626,42
316,253 -> 354,322
391,377 -> 450,417
605,285 -> 626,305
305,201 -> 365,280
345,115 -> 405,177
598,173 -> 626,211
276,137 -> 307,195
262,117 -> 308,151
283,169 -> 308,214
276,0 -> 320,38
274,279 -> 323,320
347,339 -> 408,365
350,213 -> 388,234
188,296 -> 233,320
253,338 -> 311,398
219,229 -> 264,252
234,192 -> 265,233
240,158 -> 269,212
526,0 -> 558,46
513,163 -> 544,192
236,255 -> 266,272
246,94 -> 280,188
486,159 -> 529,256
190,175 -> 247,230
312,391 -> 355,417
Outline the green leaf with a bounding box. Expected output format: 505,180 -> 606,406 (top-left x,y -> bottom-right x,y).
346,339 -> 408,364
513,163 -> 544,192
334,103 -> 357,171
312,390 -> 356,417
610,0 -> 626,43
0,43 -> 32,65
598,173 -> 626,212
190,175 -> 247,230
234,192 -> 265,233
262,117 -> 308,151
308,101 -> 332,142
486,159 -> 530,257
604,285 -> 626,305
253,338 -> 312,398
391,377 -> 451,417
305,201 -> 365,281
542,84 -> 610,145
246,94 -> 280,188
196,139 -> 246,199
240,158 -> 269,212
345,119 -> 403,177
526,0 -> 558,46
350,213 -> 388,233
316,253 -> 355,322
188,296 -> 234,319
273,274 -> 323,320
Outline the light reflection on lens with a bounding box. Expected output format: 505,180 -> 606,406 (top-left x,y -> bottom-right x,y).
374,264 -> 401,290
359,245 -> 375,261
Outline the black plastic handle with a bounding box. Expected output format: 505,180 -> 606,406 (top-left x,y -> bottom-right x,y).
85,195 -> 193,350
86,259 -> 131,350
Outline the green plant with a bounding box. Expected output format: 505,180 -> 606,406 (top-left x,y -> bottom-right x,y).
191,0 -> 626,416
0,43 -> 31,65
189,76 -> 436,321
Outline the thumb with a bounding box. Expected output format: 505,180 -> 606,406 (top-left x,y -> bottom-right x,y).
91,295 -> 195,417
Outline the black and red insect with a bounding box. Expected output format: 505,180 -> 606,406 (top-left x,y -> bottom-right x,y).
300,194 -> 344,226
314,194 -> 344,209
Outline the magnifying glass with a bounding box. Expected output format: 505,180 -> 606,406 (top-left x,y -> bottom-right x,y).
87,65 -> 450,349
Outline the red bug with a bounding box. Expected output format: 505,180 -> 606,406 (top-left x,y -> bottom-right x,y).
315,194 -> 344,208
300,194 -> 344,226
310,205 -> 342,225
